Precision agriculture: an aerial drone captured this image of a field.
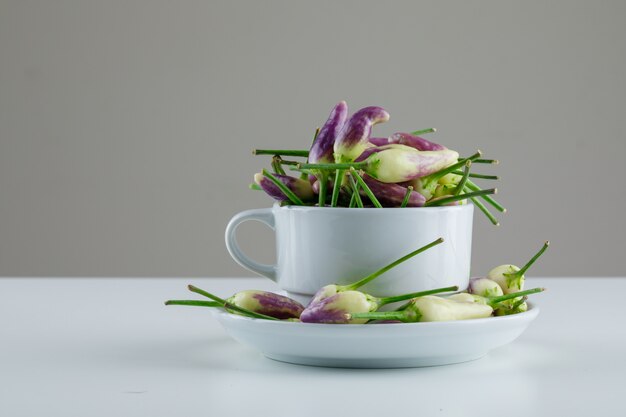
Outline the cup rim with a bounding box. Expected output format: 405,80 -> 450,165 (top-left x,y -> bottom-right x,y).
273,203 -> 473,212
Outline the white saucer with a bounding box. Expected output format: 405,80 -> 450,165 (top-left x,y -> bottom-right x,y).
212,304 -> 540,368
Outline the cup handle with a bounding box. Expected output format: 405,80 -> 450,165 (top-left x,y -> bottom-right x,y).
225,208 -> 277,281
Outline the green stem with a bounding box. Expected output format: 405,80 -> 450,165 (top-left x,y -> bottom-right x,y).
349,191 -> 357,208
187,285 -> 279,320
348,173 -> 364,208
340,237 -> 444,291
253,149 -> 309,157
272,156 -> 286,175
469,194 -> 499,226
506,241 -> 550,278
350,311 -> 408,322
489,287 -> 545,307
465,180 -> 506,212
276,159 -> 300,166
313,127 -> 320,143
350,168 -> 382,208
262,169 -> 305,206
165,300 -> 223,307
249,183 -> 262,191
400,186 -> 413,208
318,171 -> 328,207
453,161 -> 471,196
331,169 -> 344,207
410,128 -> 436,136
452,170 -> 498,180
459,157 -> 498,165
423,151 -> 482,184
298,161 -> 368,170
378,285 -> 458,306
425,188 -> 496,207
509,296 -> 528,310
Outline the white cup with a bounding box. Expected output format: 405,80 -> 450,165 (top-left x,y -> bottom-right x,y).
225,204 -> 473,303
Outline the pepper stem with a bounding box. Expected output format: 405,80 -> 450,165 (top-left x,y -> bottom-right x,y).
165,300 -> 222,307
425,188 -> 496,207
459,157 -> 498,164
453,161 -> 472,196
475,158 -> 499,164
339,237 -> 444,291
318,171 -> 328,207
509,296 -> 528,310
349,191 -> 357,208
348,173 -> 364,208
276,159 -> 300,166
410,128 -> 436,136
253,149 -> 309,157
378,285 -> 458,306
271,156 -> 286,175
298,161 -> 368,170
425,151 -> 482,183
262,169 -> 305,206
506,242 -> 550,279
350,168 -> 383,208
469,194 -> 500,226
331,169 -> 344,207
488,287 -> 546,307
400,186 -> 413,208
312,127 -> 320,143
452,170 -> 498,180
187,285 -> 279,320
465,180 -> 506,212
350,308 -> 422,323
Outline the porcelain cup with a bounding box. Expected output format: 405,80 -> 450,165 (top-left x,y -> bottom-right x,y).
225,204 -> 473,303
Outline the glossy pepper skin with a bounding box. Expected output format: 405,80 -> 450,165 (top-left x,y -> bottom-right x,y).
368,137 -> 389,146
227,290 -> 305,319
308,101 -> 348,164
388,132 -> 446,151
360,172 -> 426,207
334,106 -> 390,163
254,172 -> 315,202
468,277 -> 504,298
355,144 -> 459,183
300,291 -> 376,324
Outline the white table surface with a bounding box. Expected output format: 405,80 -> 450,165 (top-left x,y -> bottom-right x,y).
1,277 -> 625,417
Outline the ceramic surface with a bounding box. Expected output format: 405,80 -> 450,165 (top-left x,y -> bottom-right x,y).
225,205 -> 474,302
212,304 -> 539,368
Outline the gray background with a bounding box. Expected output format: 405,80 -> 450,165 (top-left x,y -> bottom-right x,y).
1,0 -> 624,277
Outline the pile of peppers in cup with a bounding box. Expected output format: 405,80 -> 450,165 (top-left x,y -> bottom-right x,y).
166,101 -> 549,323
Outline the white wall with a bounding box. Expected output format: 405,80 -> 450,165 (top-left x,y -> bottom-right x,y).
1,0 -> 624,276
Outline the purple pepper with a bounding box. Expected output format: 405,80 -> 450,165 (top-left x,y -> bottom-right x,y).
368,137 -> 389,146
254,172 -> 315,202
388,132 -> 446,151
300,291 -> 376,324
360,173 -> 426,207
301,284 -> 458,324
333,106 -> 390,163
308,101 -> 348,164
354,145 -> 382,163
227,290 -> 305,319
